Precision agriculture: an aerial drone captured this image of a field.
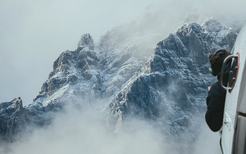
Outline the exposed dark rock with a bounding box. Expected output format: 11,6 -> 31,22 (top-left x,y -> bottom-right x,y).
0,97 -> 61,142
0,20 -> 239,144
34,34 -> 100,104
109,20 -> 238,140
77,33 -> 95,50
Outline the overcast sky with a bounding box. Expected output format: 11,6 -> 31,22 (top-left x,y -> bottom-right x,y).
0,0 -> 246,104
0,0 -> 159,103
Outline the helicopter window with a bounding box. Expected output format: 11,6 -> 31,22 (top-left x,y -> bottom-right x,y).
220,53 -> 239,92
228,55 -> 239,92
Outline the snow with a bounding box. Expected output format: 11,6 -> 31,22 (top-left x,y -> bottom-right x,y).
43,84 -> 69,106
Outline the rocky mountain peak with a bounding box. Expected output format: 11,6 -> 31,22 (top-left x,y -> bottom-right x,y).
77,33 -> 94,50
0,97 -> 23,113
0,20 -> 240,145
33,33 -> 100,105
11,97 -> 23,110
110,20 -> 238,142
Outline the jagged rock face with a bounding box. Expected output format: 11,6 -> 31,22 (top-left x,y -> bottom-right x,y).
0,32 -> 144,141
34,34 -> 102,105
109,20 -> 238,138
0,97 -> 61,141
78,33 -> 95,50
98,38 -> 144,97
34,32 -> 144,106
0,97 -> 24,141
0,20 -> 239,143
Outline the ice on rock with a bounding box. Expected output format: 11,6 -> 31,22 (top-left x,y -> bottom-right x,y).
0,20 -> 240,143
109,20 -> 238,144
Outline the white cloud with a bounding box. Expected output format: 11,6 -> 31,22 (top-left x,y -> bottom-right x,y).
2,104 -> 167,154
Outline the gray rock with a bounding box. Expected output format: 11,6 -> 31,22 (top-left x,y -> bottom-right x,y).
77,33 -> 95,50
0,97 -> 59,142
0,20 -> 239,144
34,34 -> 100,104
109,20 -> 238,142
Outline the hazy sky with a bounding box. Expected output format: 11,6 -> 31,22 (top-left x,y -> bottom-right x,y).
0,0 -> 245,104
0,0 -> 158,103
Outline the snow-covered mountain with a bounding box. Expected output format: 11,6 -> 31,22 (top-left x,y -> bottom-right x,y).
33,31 -> 144,107
109,20 -> 238,146
0,20 -> 238,143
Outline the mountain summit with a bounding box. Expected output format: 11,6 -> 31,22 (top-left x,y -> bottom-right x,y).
77,33 -> 95,50
0,20 -> 238,143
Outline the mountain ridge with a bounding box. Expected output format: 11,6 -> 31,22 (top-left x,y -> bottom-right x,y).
0,19 -> 238,143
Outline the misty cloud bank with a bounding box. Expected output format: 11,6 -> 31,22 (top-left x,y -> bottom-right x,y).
98,0 -> 246,58
0,103 -> 166,154
0,101 -> 219,154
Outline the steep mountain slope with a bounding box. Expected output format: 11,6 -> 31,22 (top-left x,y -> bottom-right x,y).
33,32 -> 144,107
109,20 -> 237,143
0,20 -> 238,143
33,33 -> 101,106
0,97 -> 58,141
